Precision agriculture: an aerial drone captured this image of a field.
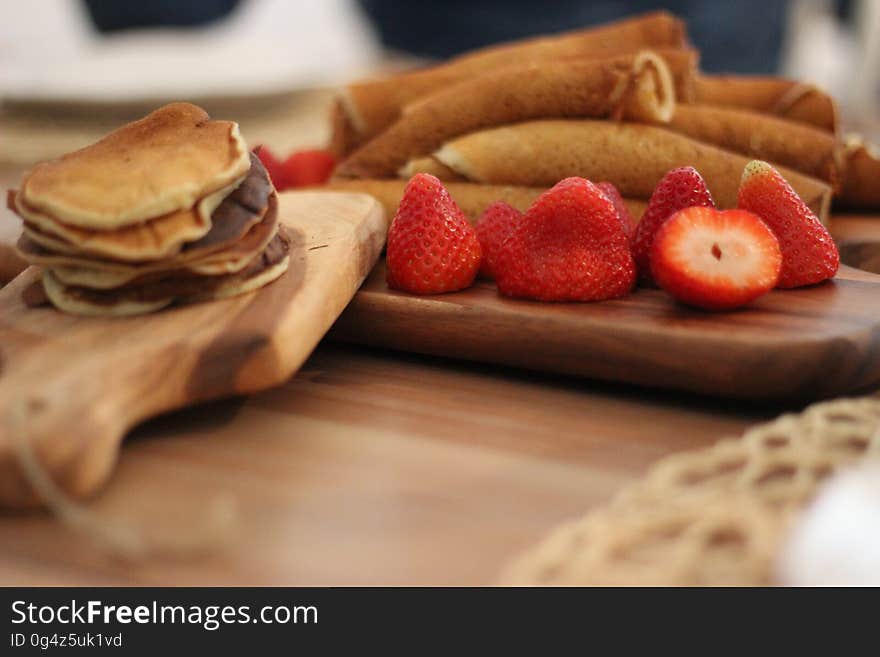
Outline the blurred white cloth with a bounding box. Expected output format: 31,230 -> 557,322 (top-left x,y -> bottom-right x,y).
778,463 -> 880,586
782,0 -> 880,137
0,0 -> 381,102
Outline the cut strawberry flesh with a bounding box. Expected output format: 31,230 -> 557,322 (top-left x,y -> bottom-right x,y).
650,207 -> 782,311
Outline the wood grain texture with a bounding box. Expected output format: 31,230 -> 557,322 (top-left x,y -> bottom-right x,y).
332,262 -> 880,401
0,342 -> 773,585
0,191 -> 387,507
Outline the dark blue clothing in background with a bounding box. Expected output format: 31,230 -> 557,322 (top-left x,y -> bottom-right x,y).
83,0 -> 241,32
358,0 -> 788,74
80,0 -> 797,75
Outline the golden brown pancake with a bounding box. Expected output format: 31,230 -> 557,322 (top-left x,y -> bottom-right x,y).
42,229 -> 291,316
184,231 -> 292,302
42,272 -> 174,317
18,189 -> 279,283
20,102 -> 251,229
17,155 -> 273,268
13,176 -> 239,261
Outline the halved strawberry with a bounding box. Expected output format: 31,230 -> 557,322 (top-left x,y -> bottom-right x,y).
475,201 -> 521,279
737,160 -> 838,288
633,167 -> 716,284
494,177 -> 635,302
650,206 -> 782,311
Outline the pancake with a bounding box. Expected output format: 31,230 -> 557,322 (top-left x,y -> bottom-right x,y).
324,178 -> 647,222
13,152 -> 268,263
24,195 -> 279,293
334,51 -> 684,179
12,175 -> 241,261
50,223 -> 278,289
192,256 -> 289,302
43,271 -> 174,317
42,229 -> 291,316
20,102 -> 251,229
419,119 -> 831,221
18,200 -> 277,279
50,263 -> 182,290
184,232 -> 291,302
337,11 -> 687,147
16,162 -> 276,279
177,152 -> 272,254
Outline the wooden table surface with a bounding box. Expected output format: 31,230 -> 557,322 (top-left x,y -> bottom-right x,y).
0,343 -> 780,585
2,114 -> 880,585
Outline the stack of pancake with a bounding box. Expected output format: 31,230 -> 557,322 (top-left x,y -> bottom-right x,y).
327,11 -> 880,222
8,102 -> 290,316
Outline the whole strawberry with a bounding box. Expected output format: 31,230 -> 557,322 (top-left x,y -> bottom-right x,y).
597,181 -> 635,240
737,160 -> 839,288
282,149 -> 337,187
475,201 -> 521,279
386,174 -> 482,294
632,166 -> 716,284
494,177 -> 635,302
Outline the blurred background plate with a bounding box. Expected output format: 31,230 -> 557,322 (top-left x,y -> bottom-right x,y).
0,0 -> 381,105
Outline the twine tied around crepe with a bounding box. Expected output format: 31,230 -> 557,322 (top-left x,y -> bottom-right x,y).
10,399 -> 240,561
502,396 -> 880,586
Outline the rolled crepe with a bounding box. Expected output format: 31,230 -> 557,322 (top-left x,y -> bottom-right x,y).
419,119 -> 832,222
666,104 -> 841,187
338,11 -> 687,146
400,157 -> 467,181
324,179 -> 647,222
335,51 -> 680,179
694,75 -> 839,134
329,97 -> 358,157
401,101 -> 842,187
838,137 -> 880,209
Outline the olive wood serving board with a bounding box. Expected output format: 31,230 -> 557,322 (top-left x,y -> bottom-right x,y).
0,191 -> 387,507
332,261 -> 880,401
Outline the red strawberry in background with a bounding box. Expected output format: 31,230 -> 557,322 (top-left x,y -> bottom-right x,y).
650,206 -> 782,311
254,145 -> 288,190
282,149 -> 337,187
386,174 -> 482,294
633,166 -> 716,284
737,160 -> 839,288
494,177 -> 635,302
255,146 -> 337,190
597,181 -> 635,240
475,201 -> 521,279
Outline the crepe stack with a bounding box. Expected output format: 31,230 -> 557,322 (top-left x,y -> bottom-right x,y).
8,103 -> 290,316
327,10 -> 880,221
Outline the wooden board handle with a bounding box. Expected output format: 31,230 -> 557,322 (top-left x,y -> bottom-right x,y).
0,191 -> 388,507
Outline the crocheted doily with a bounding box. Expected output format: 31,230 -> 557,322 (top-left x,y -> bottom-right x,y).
502,397 -> 880,586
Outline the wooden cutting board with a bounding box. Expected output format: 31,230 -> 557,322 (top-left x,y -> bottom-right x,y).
332,261 -> 880,401
0,191 -> 387,507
